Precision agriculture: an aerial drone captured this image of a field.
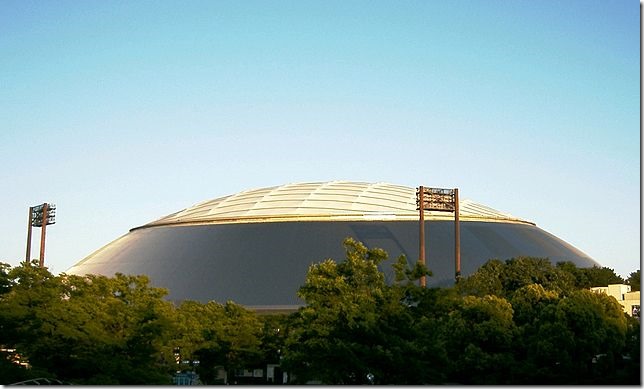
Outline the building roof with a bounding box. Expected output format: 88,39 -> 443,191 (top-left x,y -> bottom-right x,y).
68,180 -> 598,308
141,181 -> 533,229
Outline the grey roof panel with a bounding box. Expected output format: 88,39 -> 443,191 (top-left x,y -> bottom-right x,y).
67,220 -> 599,309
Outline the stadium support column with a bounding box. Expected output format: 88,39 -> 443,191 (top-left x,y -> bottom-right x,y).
417,186 -> 427,288
25,206 -> 33,263
39,203 -> 49,268
418,186 -> 459,286
454,188 -> 461,282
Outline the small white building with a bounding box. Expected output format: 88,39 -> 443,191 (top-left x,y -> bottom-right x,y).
590,284 -> 640,317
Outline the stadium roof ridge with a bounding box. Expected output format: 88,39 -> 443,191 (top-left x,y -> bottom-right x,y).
140,181 -> 533,229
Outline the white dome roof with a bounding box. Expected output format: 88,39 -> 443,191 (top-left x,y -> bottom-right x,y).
141,181 -> 532,229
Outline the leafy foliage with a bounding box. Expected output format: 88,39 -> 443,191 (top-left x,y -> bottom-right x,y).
457,257 -> 575,298
282,238 -> 423,384
627,270 -> 640,291
284,249 -> 639,384
556,261 -> 625,288
438,294 -> 517,384
0,262 -> 175,384
0,245 -> 639,385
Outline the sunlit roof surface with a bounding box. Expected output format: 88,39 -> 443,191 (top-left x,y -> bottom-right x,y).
142,181 -> 532,228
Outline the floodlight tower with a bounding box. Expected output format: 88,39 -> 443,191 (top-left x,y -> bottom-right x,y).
416,187 -> 460,287
25,203 -> 56,267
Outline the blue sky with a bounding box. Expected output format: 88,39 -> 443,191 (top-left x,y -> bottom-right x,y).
0,0 -> 639,277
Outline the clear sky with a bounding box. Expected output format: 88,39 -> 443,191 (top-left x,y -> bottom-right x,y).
0,0 -> 640,278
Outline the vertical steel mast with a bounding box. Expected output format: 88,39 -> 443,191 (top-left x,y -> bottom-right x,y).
416,186 -> 461,286
25,203 -> 56,267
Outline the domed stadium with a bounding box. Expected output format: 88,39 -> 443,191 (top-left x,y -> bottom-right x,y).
66,181 -> 599,311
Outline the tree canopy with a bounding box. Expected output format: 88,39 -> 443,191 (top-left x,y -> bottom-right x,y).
282,238 -> 422,384
627,270 -> 640,291
0,262 -> 175,384
0,245 -> 639,385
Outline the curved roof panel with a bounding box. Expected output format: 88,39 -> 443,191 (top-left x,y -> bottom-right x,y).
142,181 -> 531,228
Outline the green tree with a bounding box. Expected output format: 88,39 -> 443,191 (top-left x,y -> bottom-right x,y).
0,262 -> 175,384
256,313 -> 290,381
0,261 -> 64,378
620,315 -> 641,384
438,294 -> 517,384
171,300 -> 262,384
557,262 -> 625,288
170,300 -> 227,382
582,266 -> 625,287
510,283 -> 560,327
556,261 -> 591,288
626,270 -> 640,291
556,289 -> 627,383
282,238 -> 421,384
458,257 -> 575,298
454,259 -> 504,296
509,284 -> 568,383
216,302 -> 263,377
0,262 -> 12,295
394,264 -> 456,384
511,286 -> 628,384
0,262 -> 55,384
